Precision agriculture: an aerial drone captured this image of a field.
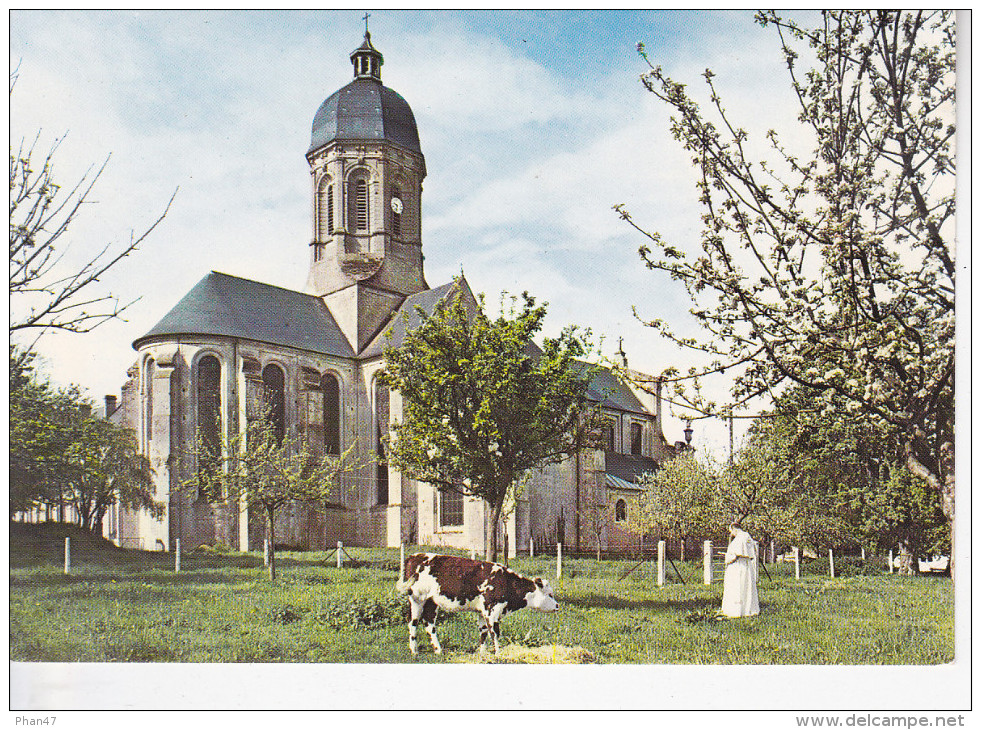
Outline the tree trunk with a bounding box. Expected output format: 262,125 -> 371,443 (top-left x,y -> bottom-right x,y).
266,505 -> 277,580
484,498 -> 504,562
896,541 -> 914,576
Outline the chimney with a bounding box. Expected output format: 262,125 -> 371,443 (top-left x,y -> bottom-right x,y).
104,395 -> 118,418
79,404 -> 92,419
655,377 -> 663,425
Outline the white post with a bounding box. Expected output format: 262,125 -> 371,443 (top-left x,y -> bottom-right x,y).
64,537 -> 70,575
264,538 -> 269,567
889,549 -> 894,574
861,546 -> 866,561
337,541 -> 344,569
529,537 -> 535,558
469,548 -> 476,561
556,542 -> 563,581
175,538 -> 181,573
657,540 -> 666,587
703,540 -> 712,585
829,548 -> 835,578
794,547 -> 801,580
400,543 -> 405,576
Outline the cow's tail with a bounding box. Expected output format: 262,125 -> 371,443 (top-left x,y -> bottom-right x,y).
395,560 -> 417,594
395,572 -> 416,594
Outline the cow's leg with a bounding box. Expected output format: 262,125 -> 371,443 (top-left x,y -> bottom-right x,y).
487,604 -> 506,655
408,595 -> 424,655
421,599 -> 442,654
478,622 -> 491,653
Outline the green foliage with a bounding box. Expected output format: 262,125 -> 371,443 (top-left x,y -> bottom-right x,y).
622,11 -> 955,527
315,595 -> 405,629
634,452 -> 722,541
9,347 -> 160,530
383,282 -> 601,560
179,412 -> 367,579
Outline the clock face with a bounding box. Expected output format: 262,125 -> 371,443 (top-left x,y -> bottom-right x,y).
390,197 -> 403,214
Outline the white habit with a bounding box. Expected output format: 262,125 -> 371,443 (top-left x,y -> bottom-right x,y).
721,528 -> 760,617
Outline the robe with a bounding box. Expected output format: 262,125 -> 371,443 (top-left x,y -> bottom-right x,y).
721,529 -> 760,617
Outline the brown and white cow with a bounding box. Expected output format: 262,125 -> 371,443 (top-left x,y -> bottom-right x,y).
395,553 -> 559,655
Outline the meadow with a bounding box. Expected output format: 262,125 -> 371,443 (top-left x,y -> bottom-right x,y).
9,523 -> 954,664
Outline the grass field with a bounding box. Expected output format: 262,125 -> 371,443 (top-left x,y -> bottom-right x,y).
9,523 -> 954,664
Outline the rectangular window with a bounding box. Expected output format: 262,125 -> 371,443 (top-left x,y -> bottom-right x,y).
603,419 -> 616,452
631,422 -> 643,455
439,488 -> 464,528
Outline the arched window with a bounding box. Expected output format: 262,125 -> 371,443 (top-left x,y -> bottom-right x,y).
317,177 -> 334,243
350,176 -> 369,233
322,373 -> 340,456
375,379 -> 389,505
144,358 -> 155,443
196,355 -> 222,499
615,499 -> 627,522
391,184 -> 402,238
262,364 -> 286,443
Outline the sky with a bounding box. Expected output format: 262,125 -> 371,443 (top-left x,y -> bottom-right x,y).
9,9 -> 806,457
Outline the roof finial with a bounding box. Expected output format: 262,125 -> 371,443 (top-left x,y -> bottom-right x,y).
363,12 -> 371,37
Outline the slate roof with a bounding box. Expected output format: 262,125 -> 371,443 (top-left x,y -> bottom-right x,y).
583,363 -> 650,416
605,452 -> 659,484
133,271 -> 356,358
309,79 -> 423,156
360,279 -> 469,358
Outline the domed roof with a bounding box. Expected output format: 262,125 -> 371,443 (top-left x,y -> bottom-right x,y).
308,31 -> 422,156
309,79 -> 422,155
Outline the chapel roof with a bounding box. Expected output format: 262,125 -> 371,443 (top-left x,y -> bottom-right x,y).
133,271 -> 356,358
583,363 -> 650,416
605,451 -> 660,484
360,278 -> 471,358
308,33 -> 422,156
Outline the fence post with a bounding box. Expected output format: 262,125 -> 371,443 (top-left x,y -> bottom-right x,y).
529,536 -> 535,558
794,547 -> 801,580
703,540 -> 712,585
861,546 -> 866,561
557,542 -> 563,581
400,543 -> 405,577
470,548 -> 476,561
888,549 -> 894,574
769,540 -> 776,564
337,541 -> 344,569
657,540 -> 666,587
828,548 -> 835,578
64,537 -> 71,575
264,538 -> 269,567
680,538 -> 685,563
175,538 -> 181,573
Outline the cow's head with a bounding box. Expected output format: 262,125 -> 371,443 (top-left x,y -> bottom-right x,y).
526,577 -> 559,612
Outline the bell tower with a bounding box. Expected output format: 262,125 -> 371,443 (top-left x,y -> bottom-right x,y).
304,29 -> 428,352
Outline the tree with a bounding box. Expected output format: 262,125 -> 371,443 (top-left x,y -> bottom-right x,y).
383,283 -> 601,562
635,451 -> 721,550
749,385 -> 947,574
10,346 -> 162,531
617,12 -> 955,539
59,416 -> 161,534
184,414 -> 364,580
9,100 -> 175,344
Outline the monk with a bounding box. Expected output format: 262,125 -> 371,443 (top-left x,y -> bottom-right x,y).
721,524 -> 760,617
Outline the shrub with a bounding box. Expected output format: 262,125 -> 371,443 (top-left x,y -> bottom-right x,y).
316,595 -> 405,629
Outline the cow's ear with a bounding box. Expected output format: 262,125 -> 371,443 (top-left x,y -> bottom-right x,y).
534,578 -> 544,588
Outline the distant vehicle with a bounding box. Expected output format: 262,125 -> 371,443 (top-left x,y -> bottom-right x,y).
918,555 -> 950,573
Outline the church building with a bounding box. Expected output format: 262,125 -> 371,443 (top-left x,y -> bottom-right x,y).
105,31 -> 685,556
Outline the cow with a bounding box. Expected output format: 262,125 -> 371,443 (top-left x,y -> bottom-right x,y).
395,553 -> 559,655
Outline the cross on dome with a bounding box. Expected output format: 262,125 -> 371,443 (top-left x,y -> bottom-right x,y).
350,21 -> 383,81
